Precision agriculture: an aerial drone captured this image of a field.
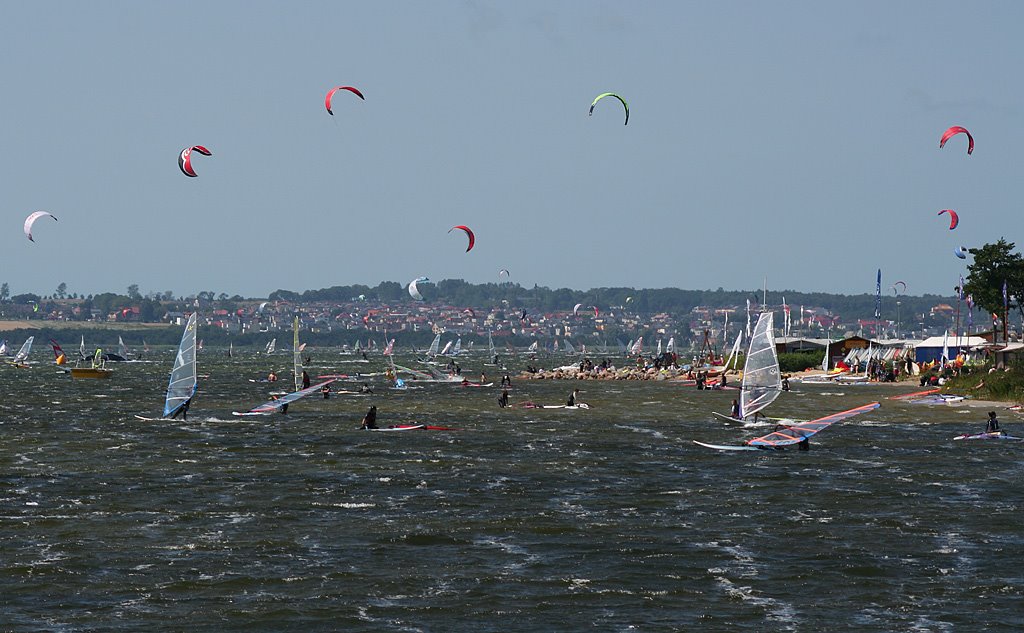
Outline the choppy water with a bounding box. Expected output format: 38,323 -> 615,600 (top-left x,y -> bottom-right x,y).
3,351 -> 1023,631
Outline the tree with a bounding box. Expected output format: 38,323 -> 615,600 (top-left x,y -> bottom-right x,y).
127,284 -> 141,300
56,282 -> 67,299
0,282 -> 8,302
963,239 -> 1024,321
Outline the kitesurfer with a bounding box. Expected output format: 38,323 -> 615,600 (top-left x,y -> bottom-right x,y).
498,389 -> 509,408
321,384 -> 331,399
302,370 -> 311,390
360,405 -> 378,430
171,397 -> 191,421
567,388 -> 581,407
986,411 -> 1001,433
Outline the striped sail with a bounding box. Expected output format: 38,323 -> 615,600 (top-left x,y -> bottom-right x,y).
293,316 -> 302,393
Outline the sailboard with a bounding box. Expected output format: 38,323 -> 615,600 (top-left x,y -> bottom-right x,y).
118,336 -> 131,361
232,378 -> 337,416
137,314 -> 197,421
695,402 -> 880,450
736,312 -> 780,420
265,338 -> 276,354
8,336 -> 34,366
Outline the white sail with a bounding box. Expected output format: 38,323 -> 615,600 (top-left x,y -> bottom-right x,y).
293,316 -> 302,393
724,331 -> 744,371
79,335 -> 85,359
821,339 -> 830,371
0,340 -> 8,356
453,337 -> 462,356
527,340 -> 539,352
563,339 -> 576,354
265,338 -> 276,354
740,312 -> 781,419
656,339 -> 663,356
13,336 -> 34,363
164,314 -> 197,417
630,337 -> 643,356
427,333 -> 441,357
118,336 -> 130,360
666,337 -> 676,354
488,331 -> 496,358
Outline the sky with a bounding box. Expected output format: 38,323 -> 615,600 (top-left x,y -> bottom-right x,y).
2,1 -> 1022,300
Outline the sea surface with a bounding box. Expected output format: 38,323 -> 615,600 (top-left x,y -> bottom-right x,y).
2,350 -> 1023,632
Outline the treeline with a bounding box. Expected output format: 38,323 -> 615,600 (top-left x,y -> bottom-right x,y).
270,280 -> 955,322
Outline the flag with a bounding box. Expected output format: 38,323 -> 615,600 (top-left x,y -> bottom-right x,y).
1003,280 -> 1009,310
745,299 -> 752,338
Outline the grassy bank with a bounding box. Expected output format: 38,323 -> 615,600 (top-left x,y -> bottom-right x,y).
940,362 -> 1024,404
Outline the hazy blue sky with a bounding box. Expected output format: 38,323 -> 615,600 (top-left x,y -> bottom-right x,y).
2,1 -> 1022,299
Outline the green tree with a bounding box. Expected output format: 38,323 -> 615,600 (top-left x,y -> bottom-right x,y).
127,284 -> 141,300
0,282 -> 9,302
963,239 -> 1024,320
56,282 -> 67,299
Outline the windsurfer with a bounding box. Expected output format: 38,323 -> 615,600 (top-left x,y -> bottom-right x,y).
360,405 -> 378,430
302,370 -> 311,390
986,411 -> 1002,433
567,388 -> 581,407
271,395 -> 288,414
731,399 -> 741,418
268,370 -> 278,382
501,374 -> 512,387
498,389 -> 509,408
321,383 -> 331,399
171,397 -> 191,421
781,376 -> 791,391
359,383 -> 374,394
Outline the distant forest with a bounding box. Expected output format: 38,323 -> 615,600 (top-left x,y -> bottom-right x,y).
269,280 -> 956,321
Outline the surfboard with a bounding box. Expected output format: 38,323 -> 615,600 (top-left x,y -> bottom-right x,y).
369,424 -> 425,432
953,432 -> 1023,441
692,440 -> 760,451
134,415 -> 175,421
542,403 -> 590,409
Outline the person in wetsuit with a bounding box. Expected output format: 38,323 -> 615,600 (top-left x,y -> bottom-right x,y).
360,405 -> 378,430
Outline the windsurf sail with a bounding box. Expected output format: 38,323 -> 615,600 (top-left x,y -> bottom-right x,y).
118,336 -> 131,360
487,330 -> 496,359
453,337 -> 462,356
666,337 -> 676,354
50,339 -> 67,365
13,336 -> 34,363
293,316 -> 302,393
821,339 -> 830,371
440,340 -> 454,356
265,338 -> 276,354
739,312 -> 781,419
656,339 -> 663,356
79,335 -> 85,359
0,340 -> 8,356
163,313 -> 198,418
528,340 -> 539,352
724,331 -> 744,371
426,333 -> 441,358
746,402 -> 880,448
630,337 -> 643,356
563,339 -> 576,354
235,379 -> 336,416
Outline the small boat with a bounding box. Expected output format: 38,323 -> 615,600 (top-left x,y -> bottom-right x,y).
70,366 -> 113,379
70,347 -> 114,379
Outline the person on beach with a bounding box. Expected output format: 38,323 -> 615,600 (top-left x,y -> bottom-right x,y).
360,405 -> 378,430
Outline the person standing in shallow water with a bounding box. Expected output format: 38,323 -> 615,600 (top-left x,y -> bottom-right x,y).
985,411 -> 1001,433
